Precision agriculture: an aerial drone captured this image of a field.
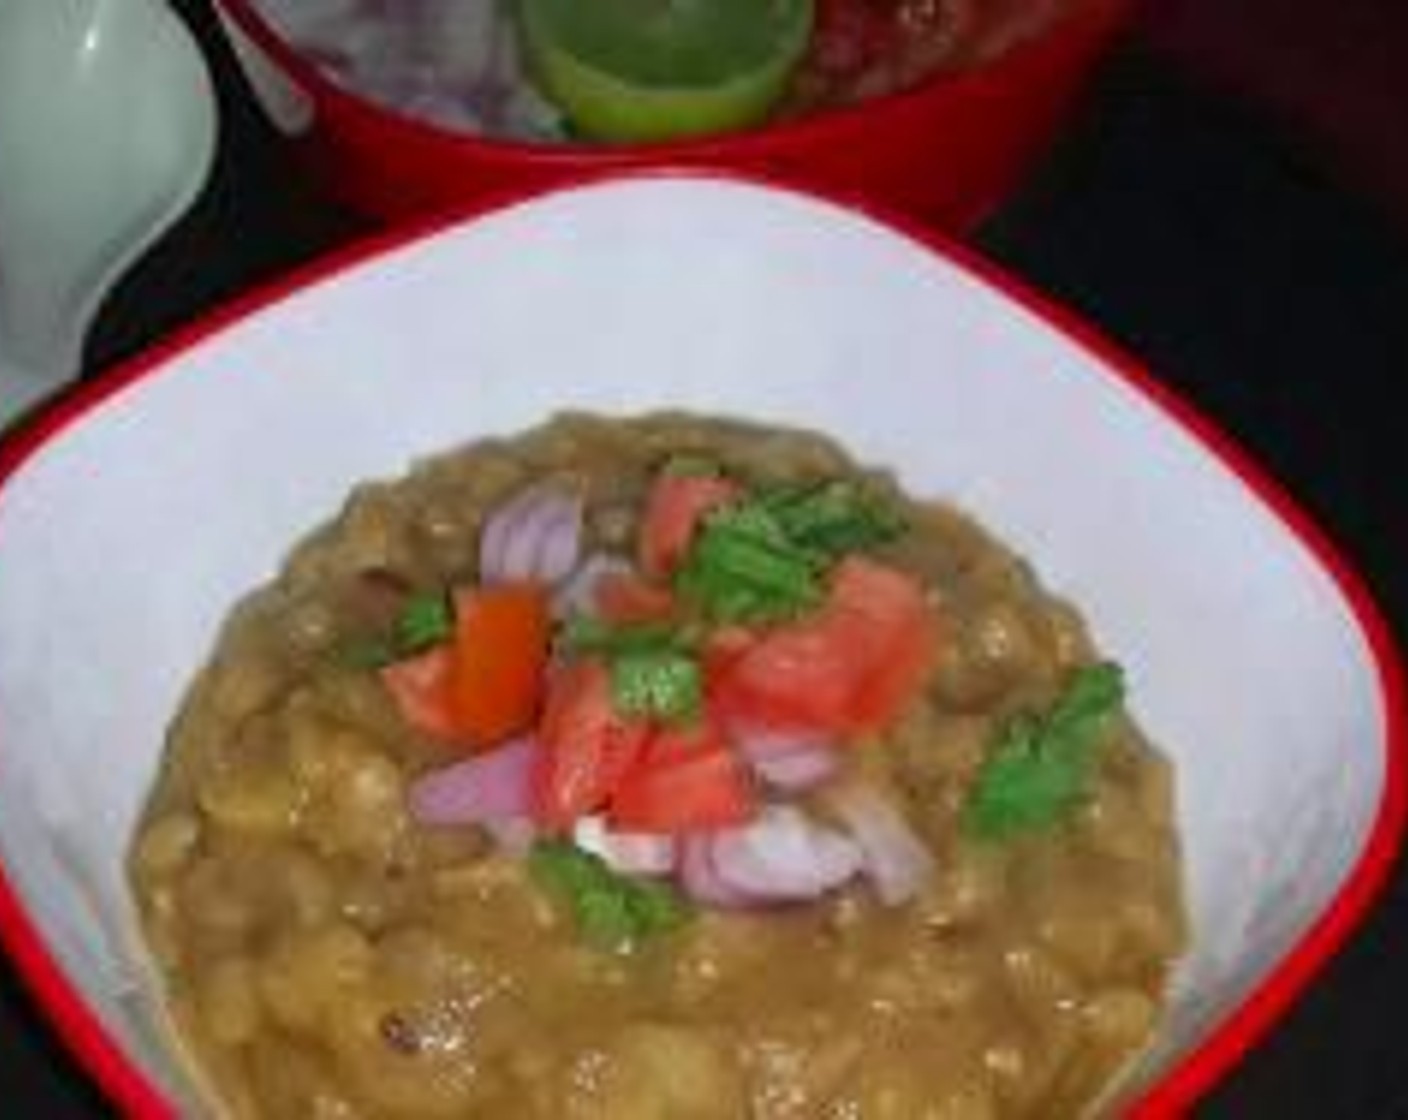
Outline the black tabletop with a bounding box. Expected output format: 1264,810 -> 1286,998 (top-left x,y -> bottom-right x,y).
4,3 -> 1407,1116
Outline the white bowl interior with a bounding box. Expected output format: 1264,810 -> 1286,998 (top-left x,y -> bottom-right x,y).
0,177 -> 1389,1111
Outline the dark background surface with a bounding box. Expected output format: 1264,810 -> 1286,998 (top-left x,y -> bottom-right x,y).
4,0 -> 1407,1115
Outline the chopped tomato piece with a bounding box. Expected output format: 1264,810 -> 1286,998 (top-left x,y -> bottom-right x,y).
713,622 -> 858,731
714,557 -> 937,737
533,661 -> 649,830
636,718 -> 724,767
594,570 -> 677,624
828,557 -> 937,730
701,625 -> 758,686
380,583 -> 551,748
448,582 -> 551,748
638,472 -> 740,578
610,723 -> 755,833
379,646 -> 459,741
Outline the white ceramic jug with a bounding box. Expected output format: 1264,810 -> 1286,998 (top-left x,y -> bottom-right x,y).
0,0 -> 218,426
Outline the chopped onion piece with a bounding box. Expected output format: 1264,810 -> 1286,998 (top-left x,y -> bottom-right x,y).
679,833 -> 762,909
705,807 -> 861,904
407,736 -> 536,826
828,783 -> 935,906
735,728 -> 842,792
480,484 -> 583,586
752,749 -> 839,790
573,815 -> 676,877
250,0 -> 555,137
552,552 -> 633,619
538,501 -> 584,585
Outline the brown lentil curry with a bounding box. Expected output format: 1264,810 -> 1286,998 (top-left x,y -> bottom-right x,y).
130,413 -> 1186,1118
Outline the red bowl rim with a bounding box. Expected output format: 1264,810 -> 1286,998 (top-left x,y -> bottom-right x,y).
212,0 -> 1132,164
0,168 -> 1403,1119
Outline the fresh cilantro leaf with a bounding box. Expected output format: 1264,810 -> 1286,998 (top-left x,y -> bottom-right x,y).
964,663 -> 1126,840
574,888 -> 638,946
340,589 -> 453,669
628,877 -> 692,931
559,617 -> 703,722
394,592 -> 454,652
529,838 -> 599,894
674,503 -> 822,623
528,839 -> 691,950
671,478 -> 906,625
611,650 -> 702,723
761,479 -> 907,556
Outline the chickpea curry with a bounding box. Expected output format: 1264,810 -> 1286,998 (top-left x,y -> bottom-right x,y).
130,413 -> 1186,1118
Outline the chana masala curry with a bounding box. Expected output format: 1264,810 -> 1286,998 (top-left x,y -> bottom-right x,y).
130,414 -> 1187,1118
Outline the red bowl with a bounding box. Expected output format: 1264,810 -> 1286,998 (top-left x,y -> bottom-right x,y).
214,0 -> 1132,228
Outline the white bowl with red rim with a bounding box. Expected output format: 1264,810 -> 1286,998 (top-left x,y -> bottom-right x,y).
0,173 -> 1401,1117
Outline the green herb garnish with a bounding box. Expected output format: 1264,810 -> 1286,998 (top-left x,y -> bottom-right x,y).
528,839 -> 691,950
340,589 -> 454,669
611,649 -> 703,722
761,478 -> 907,556
673,503 -> 822,623
394,592 -> 454,652
673,479 -> 906,624
561,617 -> 702,723
964,662 -> 1126,840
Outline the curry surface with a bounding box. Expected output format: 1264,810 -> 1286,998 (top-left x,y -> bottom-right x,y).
130,414 -> 1186,1118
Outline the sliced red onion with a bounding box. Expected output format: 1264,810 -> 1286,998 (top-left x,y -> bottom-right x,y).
573,815 -> 676,877
551,552 -> 633,620
479,484 -> 583,587
678,833 -> 763,909
425,0 -> 498,86
253,0 -> 565,139
538,499 -> 587,586
827,783 -> 935,906
498,504 -> 545,580
734,728 -> 843,793
752,749 -> 841,791
704,807 -> 862,905
407,736 -> 536,826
